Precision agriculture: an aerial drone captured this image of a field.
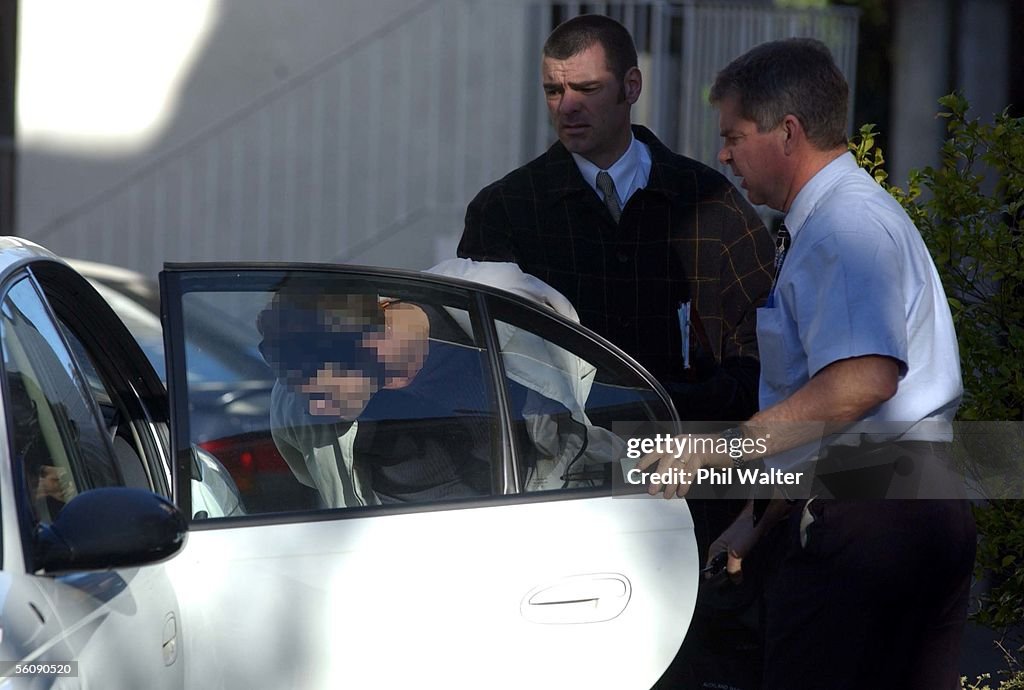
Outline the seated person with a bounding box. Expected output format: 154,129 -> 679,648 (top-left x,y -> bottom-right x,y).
258,283 -> 493,508
8,373 -> 77,521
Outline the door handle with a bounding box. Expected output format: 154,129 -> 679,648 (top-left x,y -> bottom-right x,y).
162,613 -> 178,666
520,574 -> 631,624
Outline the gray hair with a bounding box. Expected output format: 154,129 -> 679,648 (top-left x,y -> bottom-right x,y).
710,38 -> 849,150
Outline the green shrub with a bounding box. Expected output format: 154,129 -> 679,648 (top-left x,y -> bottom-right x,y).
962,670 -> 1024,690
850,94 -> 1024,682
852,93 -> 1024,421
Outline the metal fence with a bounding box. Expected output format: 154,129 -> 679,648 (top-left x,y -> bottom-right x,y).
528,2 -> 859,161
23,0 -> 858,275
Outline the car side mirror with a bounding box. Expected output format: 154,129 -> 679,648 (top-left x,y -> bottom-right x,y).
34,487 -> 188,573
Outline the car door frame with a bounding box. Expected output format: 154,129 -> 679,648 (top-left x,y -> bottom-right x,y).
159,261 -> 682,512
158,262 -> 699,689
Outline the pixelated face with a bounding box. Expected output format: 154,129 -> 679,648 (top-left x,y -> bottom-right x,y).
278,321 -> 381,419
291,302 -> 429,419
298,361 -> 381,419
542,42 -> 639,170
370,302 -> 429,381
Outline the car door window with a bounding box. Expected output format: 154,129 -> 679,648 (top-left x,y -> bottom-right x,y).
487,299 -> 676,493
1,277 -> 122,526
163,270 -> 500,519
164,267 -> 680,521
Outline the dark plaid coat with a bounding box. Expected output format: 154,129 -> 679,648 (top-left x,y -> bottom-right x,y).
458,126 -> 775,420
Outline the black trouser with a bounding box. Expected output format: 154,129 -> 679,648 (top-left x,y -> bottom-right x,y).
762,498 -> 976,690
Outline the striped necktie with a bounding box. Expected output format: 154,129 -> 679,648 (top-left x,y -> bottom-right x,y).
596,171 -> 622,223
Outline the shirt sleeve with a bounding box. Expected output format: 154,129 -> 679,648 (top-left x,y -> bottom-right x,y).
269,383 -> 316,488
795,228 -> 909,379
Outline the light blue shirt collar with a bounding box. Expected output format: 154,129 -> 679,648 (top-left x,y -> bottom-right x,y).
784,151 -> 859,239
572,135 -> 651,207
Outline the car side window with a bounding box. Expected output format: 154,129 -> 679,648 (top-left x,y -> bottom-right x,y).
1,277 -> 123,525
58,324 -> 155,491
487,298 -> 675,493
166,271 -> 499,519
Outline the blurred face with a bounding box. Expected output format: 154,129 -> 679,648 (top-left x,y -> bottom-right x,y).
296,303 -> 429,419
716,95 -> 789,211
542,42 -> 640,170
371,303 -> 429,381
299,362 -> 379,419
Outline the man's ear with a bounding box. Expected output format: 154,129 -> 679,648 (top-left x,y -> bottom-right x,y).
781,114 -> 803,154
623,66 -> 642,104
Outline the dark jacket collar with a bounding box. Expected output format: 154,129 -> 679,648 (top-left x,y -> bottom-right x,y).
543,125 -> 690,207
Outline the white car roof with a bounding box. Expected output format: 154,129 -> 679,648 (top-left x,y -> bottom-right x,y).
0,236 -> 64,275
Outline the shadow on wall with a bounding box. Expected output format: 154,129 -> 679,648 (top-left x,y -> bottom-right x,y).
18,0 -> 493,275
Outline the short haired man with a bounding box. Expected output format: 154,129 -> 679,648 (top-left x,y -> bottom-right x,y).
459,14 -> 775,424
459,17 -> 775,684
640,38 -> 975,689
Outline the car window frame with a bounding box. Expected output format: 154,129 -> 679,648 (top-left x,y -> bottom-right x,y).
0,268 -> 139,570
30,260 -> 172,498
160,263 -> 680,528
161,265 -> 508,523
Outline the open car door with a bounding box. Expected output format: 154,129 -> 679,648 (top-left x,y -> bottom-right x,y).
160,264 -> 699,689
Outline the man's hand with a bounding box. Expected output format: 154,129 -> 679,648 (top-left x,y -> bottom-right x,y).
635,433 -> 732,499
707,498 -> 794,582
299,365 -> 379,420
707,502 -> 761,584
37,465 -> 74,503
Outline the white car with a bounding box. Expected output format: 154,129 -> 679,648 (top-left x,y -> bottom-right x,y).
0,237 -> 699,689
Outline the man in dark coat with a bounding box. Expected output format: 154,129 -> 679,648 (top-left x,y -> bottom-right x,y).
458,14 -> 775,423
459,17 -> 776,687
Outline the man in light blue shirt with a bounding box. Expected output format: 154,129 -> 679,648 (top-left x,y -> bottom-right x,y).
639,38 -> 975,689
751,138 -> 961,435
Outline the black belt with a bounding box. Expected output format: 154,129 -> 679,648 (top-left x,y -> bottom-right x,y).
814,439 -> 952,500
752,440 -> 953,522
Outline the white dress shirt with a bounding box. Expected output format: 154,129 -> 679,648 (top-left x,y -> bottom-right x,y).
571,134 -> 652,209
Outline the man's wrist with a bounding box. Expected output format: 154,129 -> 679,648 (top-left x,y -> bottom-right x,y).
720,425 -> 748,468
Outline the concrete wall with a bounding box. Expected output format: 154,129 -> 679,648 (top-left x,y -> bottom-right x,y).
889,0 -> 1013,185
14,1 -> 859,277
17,0 -> 448,272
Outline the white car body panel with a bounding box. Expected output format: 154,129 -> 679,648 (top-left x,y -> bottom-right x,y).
167,496 -> 697,690
30,568 -> 183,689
1,438 -> 183,689
0,571 -> 183,690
